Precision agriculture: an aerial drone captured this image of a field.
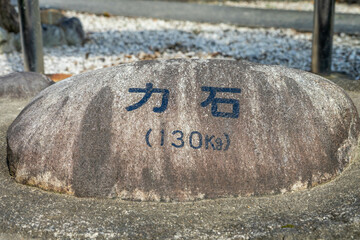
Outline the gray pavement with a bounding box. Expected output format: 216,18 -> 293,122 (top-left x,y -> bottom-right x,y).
37,0 -> 360,34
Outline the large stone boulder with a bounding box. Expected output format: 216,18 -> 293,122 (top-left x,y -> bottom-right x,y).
6,60 -> 360,201
0,72 -> 54,99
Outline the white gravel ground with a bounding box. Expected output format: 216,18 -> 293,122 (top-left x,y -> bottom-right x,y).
0,11 -> 359,79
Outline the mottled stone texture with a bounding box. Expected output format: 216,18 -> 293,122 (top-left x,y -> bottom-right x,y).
0,72 -> 54,99
6,59 -> 360,201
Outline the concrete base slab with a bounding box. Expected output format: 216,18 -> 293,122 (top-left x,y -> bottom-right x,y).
0,78 -> 360,239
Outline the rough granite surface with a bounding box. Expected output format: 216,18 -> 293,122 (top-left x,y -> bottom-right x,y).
0,70 -> 360,239
0,72 -> 54,99
6,59 -> 360,201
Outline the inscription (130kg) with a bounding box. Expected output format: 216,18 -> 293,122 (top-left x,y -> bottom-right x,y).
145,129 -> 230,151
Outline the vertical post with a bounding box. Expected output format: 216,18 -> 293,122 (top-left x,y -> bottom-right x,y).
311,0 -> 335,75
18,0 -> 44,73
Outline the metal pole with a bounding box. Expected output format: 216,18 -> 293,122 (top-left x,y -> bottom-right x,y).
18,0 -> 44,73
311,0 -> 335,75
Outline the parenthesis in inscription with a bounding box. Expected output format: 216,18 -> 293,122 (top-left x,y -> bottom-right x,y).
224,133 -> 230,151
146,128 -> 152,148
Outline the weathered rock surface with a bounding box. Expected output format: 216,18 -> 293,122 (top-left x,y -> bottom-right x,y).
0,27 -> 15,53
42,24 -> 67,47
6,59 -> 360,201
0,7 -> 84,51
0,27 -> 8,43
41,17 -> 85,47
59,17 -> 85,46
0,0 -> 19,33
0,72 -> 54,99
